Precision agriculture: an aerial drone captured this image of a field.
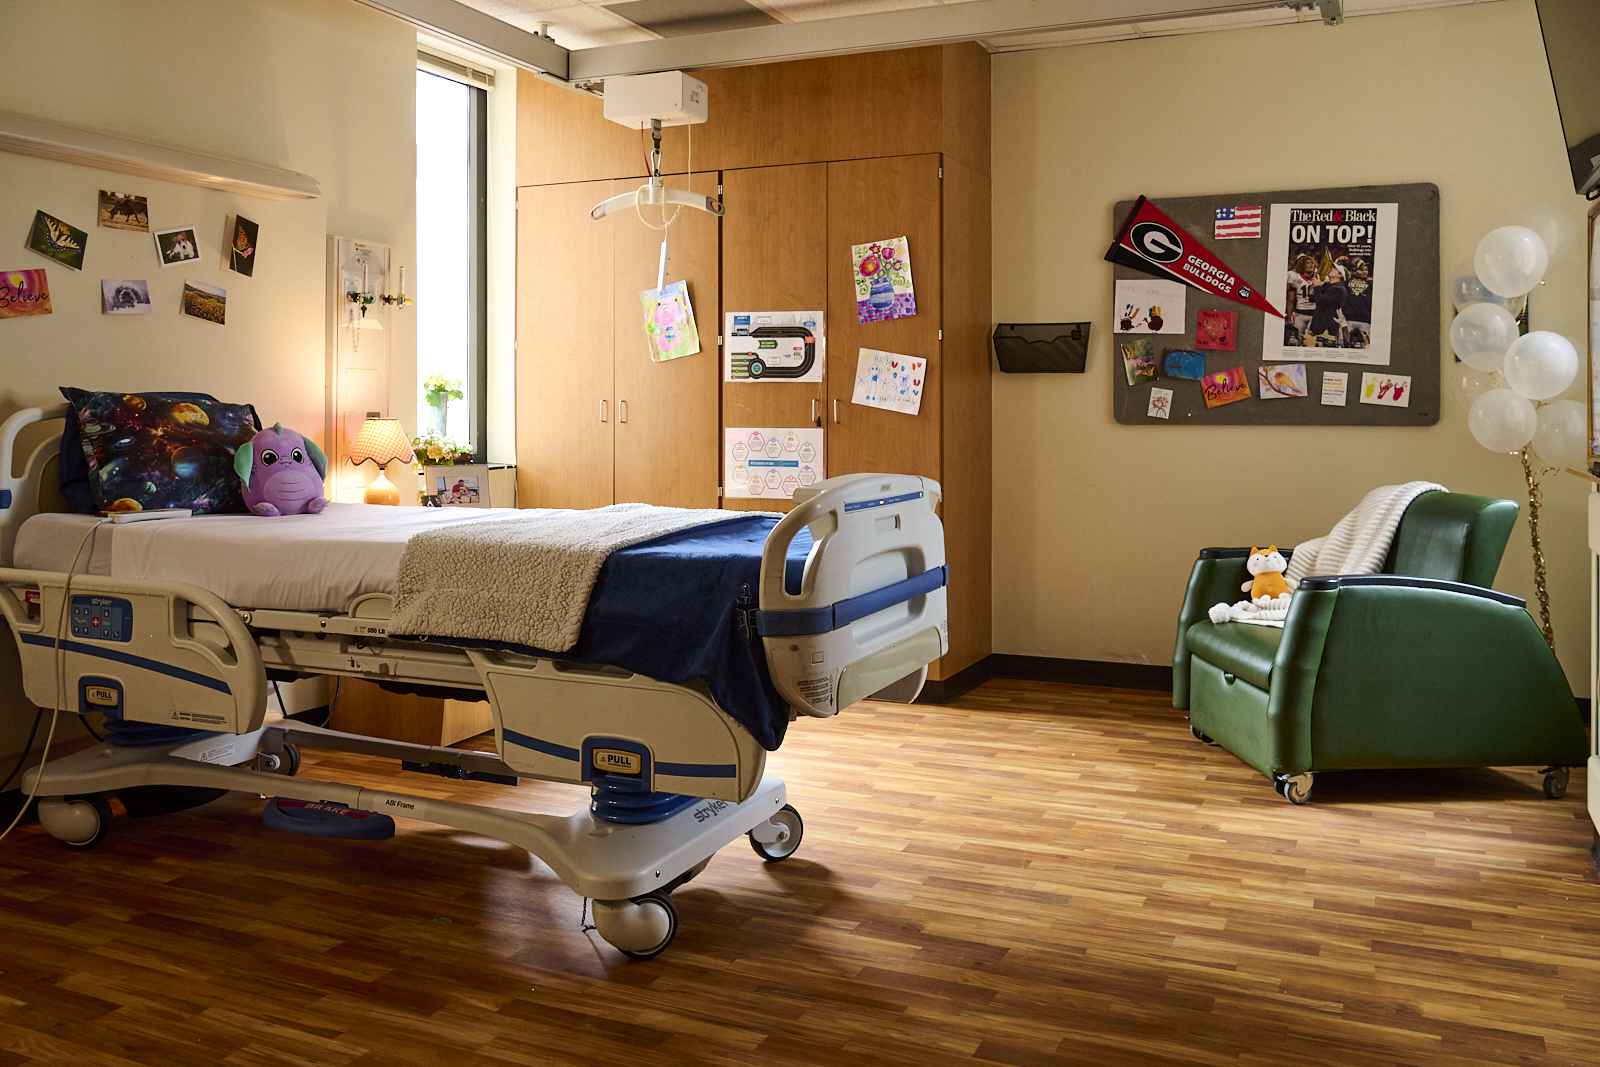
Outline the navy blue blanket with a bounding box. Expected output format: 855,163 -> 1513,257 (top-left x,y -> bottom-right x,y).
483,515 -> 810,750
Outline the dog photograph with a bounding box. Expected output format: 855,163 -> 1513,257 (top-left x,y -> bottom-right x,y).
154,226 -> 200,268
98,190 -> 150,231
101,279 -> 152,315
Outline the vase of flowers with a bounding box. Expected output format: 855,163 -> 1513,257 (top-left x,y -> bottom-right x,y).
421,375 -> 463,435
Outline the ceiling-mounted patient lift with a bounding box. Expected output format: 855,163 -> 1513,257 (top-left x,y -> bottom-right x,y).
588,117 -> 723,223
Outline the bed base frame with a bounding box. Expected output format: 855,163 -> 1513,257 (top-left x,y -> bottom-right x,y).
0,405 -> 947,959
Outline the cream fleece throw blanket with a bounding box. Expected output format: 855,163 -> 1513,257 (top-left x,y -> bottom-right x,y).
1208,481 -> 1446,628
390,504 -> 750,652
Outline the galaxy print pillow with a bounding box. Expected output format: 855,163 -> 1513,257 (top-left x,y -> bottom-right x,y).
59,388 -> 262,516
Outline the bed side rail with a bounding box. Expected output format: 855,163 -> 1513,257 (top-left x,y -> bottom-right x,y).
0,567 -> 267,734
756,474 -> 947,717
0,404 -> 69,567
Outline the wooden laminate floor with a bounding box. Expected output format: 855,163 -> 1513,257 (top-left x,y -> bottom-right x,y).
1,680 -> 1597,1066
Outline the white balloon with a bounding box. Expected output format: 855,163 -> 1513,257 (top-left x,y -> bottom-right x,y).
1531,398 -> 1587,468
1449,302 -> 1520,371
1473,226 -> 1549,298
1502,330 -> 1578,400
1451,273 -> 1528,318
1455,366 -> 1497,399
1468,388 -> 1537,453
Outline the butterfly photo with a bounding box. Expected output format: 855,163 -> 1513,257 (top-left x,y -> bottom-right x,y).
26,210 -> 88,271
229,215 -> 259,277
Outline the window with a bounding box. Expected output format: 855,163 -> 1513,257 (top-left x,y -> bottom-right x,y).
416,64 -> 487,457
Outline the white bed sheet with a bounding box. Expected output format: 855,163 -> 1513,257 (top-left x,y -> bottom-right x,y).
13,503 -> 520,612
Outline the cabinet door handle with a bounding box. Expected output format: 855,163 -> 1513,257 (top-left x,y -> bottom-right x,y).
832,398 -> 840,424
811,398 -> 819,426
619,399 -> 629,424
600,399 -> 608,423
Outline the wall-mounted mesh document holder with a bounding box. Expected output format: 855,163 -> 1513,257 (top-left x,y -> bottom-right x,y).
993,323 -> 1090,373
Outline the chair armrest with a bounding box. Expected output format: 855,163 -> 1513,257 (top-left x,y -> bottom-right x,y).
1271,576 -> 1584,770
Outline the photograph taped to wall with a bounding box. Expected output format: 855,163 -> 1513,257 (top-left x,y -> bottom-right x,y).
27,210 -> 86,271
98,190 -> 149,232
230,215 -> 259,277
101,279 -> 151,315
181,280 -> 226,325
724,426 -> 823,500
1258,363 -> 1307,399
1263,202 -> 1397,365
154,226 -> 200,268
725,310 -> 824,382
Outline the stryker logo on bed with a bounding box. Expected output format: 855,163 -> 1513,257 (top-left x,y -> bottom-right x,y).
692,800 -> 730,823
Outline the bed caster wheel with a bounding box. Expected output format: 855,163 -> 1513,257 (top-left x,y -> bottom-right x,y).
259,743 -> 301,777
1274,772 -> 1313,805
1542,767 -> 1570,800
749,804 -> 804,862
37,795 -> 113,848
592,893 -> 678,960
1190,723 -> 1216,745
259,742 -> 300,777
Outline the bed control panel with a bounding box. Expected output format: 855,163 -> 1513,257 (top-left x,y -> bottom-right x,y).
70,595 -> 134,642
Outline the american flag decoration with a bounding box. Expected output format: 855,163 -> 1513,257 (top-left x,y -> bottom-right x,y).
1214,205 -> 1262,240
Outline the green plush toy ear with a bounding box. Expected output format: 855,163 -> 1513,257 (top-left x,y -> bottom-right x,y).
233,441 -> 254,485
304,435 -> 328,479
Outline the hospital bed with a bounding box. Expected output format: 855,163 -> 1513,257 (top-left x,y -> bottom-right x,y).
0,404 -> 947,959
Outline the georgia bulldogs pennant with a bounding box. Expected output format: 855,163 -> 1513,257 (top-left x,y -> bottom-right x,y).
1106,197 -> 1283,319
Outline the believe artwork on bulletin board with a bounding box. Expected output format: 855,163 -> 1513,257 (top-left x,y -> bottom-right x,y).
1108,183 -> 1439,427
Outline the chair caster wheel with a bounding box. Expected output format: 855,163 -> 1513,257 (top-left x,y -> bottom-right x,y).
593,892 -> 678,960
1274,772 -> 1313,805
1189,723 -> 1216,745
749,804 -> 804,862
37,795 -> 113,848
1541,766 -> 1569,800
259,743 -> 300,777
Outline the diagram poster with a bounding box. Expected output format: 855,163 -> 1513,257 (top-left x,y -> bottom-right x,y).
1263,202 -> 1398,366
851,236 -> 915,323
851,348 -> 926,415
724,427 -> 823,501
724,310 -> 824,382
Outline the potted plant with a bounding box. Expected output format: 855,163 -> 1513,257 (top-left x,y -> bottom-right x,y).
421,375 -> 463,435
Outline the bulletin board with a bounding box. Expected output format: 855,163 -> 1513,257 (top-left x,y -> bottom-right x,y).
1111,183 -> 1440,426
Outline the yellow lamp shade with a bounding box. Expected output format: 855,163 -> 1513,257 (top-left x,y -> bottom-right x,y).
348,417 -> 415,466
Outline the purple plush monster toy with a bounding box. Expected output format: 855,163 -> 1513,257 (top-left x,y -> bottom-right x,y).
233,424 -> 329,517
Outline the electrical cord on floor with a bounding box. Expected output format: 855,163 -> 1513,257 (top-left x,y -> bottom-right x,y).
0,518 -> 109,844
0,709 -> 44,795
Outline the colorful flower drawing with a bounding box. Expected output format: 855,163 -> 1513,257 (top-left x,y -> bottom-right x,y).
852,236 -> 916,324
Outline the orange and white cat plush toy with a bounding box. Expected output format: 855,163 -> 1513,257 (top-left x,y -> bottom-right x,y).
1242,545 -> 1293,604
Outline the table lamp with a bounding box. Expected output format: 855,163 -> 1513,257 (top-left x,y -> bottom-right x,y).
348,414 -> 415,506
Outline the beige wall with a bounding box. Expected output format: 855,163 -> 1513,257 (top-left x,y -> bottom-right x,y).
0,0 -> 418,768
991,0 -> 1593,690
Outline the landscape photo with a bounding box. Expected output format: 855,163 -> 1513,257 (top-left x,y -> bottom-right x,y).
98,190 -> 150,231
181,280 -> 226,325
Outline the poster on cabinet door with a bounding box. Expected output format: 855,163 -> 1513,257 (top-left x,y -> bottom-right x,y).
1262,202 -> 1398,365
724,427 -> 823,501
724,310 -> 825,382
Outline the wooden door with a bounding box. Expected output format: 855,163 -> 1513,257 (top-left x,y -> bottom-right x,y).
721,163 -> 828,511
612,173 -> 721,507
515,182 -> 615,508
825,154 -> 942,481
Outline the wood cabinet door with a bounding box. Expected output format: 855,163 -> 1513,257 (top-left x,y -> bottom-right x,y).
515,182 -> 615,508
825,154 -> 942,481
720,163 -> 828,511
612,174 -> 721,507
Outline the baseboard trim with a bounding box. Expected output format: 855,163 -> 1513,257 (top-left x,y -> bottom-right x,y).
917,654 -> 1173,703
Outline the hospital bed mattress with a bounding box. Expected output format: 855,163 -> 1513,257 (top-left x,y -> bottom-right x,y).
14,505 -> 812,750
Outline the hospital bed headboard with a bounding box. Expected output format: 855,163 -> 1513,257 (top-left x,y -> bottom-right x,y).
0,404 -> 69,568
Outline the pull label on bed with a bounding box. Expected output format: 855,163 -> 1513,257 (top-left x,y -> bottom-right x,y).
592,748 -> 643,775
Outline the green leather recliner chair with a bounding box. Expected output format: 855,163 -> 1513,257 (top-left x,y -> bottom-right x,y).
1173,490 -> 1587,804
